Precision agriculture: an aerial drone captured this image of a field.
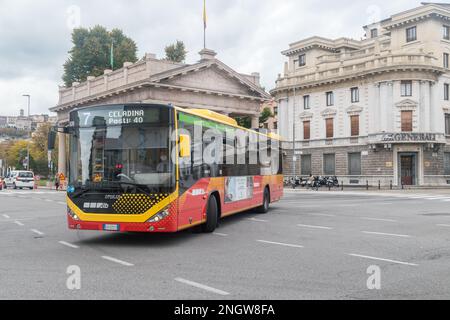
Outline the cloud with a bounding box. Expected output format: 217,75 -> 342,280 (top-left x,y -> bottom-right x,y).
0,0 -> 422,116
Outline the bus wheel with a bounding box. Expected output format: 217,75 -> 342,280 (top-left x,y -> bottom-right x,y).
256,187 -> 270,214
202,195 -> 218,233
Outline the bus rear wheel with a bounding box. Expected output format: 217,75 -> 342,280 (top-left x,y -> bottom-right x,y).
256,187 -> 270,214
202,195 -> 219,233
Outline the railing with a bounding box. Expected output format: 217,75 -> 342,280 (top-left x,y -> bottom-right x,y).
277,53 -> 439,89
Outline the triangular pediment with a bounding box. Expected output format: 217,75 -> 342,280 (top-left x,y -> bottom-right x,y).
346,105 -> 363,114
395,99 -> 418,108
299,111 -> 314,119
151,60 -> 270,99
321,107 -> 337,117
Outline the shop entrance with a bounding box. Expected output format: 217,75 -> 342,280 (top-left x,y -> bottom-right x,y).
398,153 -> 417,186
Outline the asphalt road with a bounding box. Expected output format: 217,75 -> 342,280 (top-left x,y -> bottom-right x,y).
0,188 -> 450,300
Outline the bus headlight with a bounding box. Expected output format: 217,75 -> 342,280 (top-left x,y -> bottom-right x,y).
67,206 -> 80,221
147,208 -> 170,223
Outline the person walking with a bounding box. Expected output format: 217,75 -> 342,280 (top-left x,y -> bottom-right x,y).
55,174 -> 60,191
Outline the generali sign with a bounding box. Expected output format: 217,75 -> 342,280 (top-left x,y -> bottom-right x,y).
381,133 -> 437,142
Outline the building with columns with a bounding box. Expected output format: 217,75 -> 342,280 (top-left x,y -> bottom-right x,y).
50,48 -> 270,177
271,2 -> 450,186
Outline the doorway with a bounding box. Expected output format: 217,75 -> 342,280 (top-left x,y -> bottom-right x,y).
398,153 -> 417,186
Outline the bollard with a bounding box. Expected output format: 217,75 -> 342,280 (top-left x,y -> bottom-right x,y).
341,182 -> 344,191
366,180 -> 369,190
401,181 -> 404,190
378,180 -> 381,190
390,180 -> 393,190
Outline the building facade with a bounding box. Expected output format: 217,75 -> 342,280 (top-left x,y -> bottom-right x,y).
260,99 -> 278,131
50,49 -> 270,176
272,2 -> 450,186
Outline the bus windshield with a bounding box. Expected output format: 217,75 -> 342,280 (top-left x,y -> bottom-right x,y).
68,105 -> 175,192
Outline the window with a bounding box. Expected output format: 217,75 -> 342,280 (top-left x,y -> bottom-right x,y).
348,153 -> 362,176
444,25 -> 450,40
370,28 -> 378,38
445,153 -> 450,175
303,120 -> 310,140
301,155 -> 312,175
273,121 -> 278,130
273,106 -> 278,115
406,26 -> 417,42
326,91 -> 334,106
444,53 -> 449,68
323,154 -> 336,175
326,118 -> 334,138
303,95 -> 310,110
445,84 -> 449,101
401,110 -> 413,132
350,115 -> 359,137
446,114 -> 450,135
298,54 -> 306,67
351,87 -> 359,103
401,81 -> 413,96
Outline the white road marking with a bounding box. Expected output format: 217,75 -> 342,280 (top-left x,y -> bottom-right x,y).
58,241 -> 79,249
101,256 -> 134,266
45,199 -> 53,202
304,213 -> 336,217
30,229 -> 44,236
437,224 -> 450,227
2,214 -> 10,219
297,224 -> 333,230
348,253 -> 418,266
213,232 -> 228,237
175,277 -> 230,296
14,221 -> 24,226
360,217 -> 398,223
246,218 -> 268,223
257,240 -> 304,248
361,231 -> 411,238
58,202 -> 66,205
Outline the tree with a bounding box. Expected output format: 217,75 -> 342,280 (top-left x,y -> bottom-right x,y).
62,26 -> 138,87
235,116 -> 252,129
259,107 -> 274,127
165,40 -> 187,63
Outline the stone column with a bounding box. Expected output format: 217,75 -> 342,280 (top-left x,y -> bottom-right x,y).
379,82 -> 388,132
386,81 -> 394,132
420,80 -> 431,132
251,116 -> 259,129
57,132 -> 66,178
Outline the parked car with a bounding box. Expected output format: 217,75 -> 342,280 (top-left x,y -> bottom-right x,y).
0,177 -> 3,190
3,171 -> 35,190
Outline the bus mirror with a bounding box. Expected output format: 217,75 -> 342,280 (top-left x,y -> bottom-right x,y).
179,134 -> 191,157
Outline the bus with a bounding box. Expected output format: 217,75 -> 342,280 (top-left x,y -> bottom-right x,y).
65,103 -> 283,233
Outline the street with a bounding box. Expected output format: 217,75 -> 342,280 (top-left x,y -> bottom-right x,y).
0,188 -> 450,300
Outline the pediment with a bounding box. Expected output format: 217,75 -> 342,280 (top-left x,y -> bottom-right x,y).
321,108 -> 337,117
299,111 -> 314,119
152,61 -> 269,99
346,105 -> 363,114
395,99 -> 418,109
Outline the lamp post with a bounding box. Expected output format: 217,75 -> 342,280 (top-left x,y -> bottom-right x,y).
22,94 -> 30,170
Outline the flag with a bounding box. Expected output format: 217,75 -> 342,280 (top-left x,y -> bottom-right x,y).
203,0 -> 207,29
110,41 -> 114,70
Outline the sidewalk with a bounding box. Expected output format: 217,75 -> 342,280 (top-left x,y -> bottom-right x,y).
283,186 -> 450,196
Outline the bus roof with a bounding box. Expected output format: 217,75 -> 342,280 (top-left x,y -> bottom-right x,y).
174,106 -> 282,141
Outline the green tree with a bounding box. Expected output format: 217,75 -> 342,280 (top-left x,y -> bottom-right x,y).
165,40 -> 187,63
259,107 -> 274,126
235,116 -> 252,129
62,26 -> 138,87
6,140 -> 29,171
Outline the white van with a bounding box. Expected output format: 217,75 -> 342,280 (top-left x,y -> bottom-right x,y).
4,171 -> 35,190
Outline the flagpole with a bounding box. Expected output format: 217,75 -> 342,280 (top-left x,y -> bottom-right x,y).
203,0 -> 206,49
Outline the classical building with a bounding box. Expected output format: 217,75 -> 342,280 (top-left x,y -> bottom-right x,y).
50,48 -> 270,176
271,2 -> 450,186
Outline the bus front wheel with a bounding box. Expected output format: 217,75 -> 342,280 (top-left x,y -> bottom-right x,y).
202,195 -> 219,233
256,187 -> 270,214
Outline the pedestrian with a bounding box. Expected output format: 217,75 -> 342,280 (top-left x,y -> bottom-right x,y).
55,174 -> 60,191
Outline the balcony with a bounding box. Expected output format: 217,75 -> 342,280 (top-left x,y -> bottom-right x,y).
274,53 -> 441,91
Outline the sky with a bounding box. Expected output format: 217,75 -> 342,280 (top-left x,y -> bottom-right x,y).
0,0 -> 423,116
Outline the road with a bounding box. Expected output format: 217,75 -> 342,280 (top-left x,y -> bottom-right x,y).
0,188 -> 450,299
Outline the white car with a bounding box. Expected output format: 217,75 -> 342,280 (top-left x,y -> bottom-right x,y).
4,171 -> 35,190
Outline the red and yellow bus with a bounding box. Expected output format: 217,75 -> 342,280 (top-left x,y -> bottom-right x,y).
65,103 -> 283,233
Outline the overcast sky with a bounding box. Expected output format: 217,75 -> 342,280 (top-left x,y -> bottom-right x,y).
0,0 -> 423,116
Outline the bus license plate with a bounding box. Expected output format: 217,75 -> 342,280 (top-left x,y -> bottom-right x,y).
103,224 -> 120,231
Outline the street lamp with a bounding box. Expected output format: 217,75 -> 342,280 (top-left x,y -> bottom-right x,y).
22,94 -> 31,171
